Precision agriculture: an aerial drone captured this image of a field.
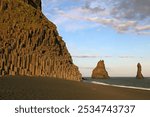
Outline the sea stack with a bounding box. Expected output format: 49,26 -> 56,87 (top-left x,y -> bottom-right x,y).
0,0 -> 82,81
92,60 -> 109,79
136,63 -> 144,79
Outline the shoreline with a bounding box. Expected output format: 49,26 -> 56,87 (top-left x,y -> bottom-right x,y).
84,80 -> 150,91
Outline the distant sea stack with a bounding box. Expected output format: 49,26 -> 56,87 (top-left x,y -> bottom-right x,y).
0,0 -> 82,81
92,60 -> 109,79
136,63 -> 144,79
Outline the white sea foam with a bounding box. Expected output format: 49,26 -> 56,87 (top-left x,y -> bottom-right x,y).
84,81 -> 150,91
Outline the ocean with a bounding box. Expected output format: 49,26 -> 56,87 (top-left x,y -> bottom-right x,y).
83,77 -> 150,90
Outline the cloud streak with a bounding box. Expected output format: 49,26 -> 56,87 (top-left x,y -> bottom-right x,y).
118,56 -> 135,59
72,55 -> 99,58
72,55 -> 112,58
72,55 -> 143,59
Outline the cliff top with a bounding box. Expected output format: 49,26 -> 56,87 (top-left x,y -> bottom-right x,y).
0,0 -> 41,11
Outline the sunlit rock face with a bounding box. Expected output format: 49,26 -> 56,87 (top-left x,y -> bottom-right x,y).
136,63 -> 144,79
92,60 -> 109,79
0,0 -> 82,81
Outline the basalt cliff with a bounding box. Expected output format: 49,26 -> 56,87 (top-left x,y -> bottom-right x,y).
0,0 -> 82,81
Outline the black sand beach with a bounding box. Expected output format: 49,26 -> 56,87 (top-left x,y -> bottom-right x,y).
0,76 -> 150,100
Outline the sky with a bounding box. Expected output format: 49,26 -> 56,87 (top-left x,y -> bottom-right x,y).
42,0 -> 150,77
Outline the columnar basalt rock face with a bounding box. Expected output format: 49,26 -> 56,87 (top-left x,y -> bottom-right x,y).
0,0 -> 82,81
92,60 -> 109,79
136,63 -> 144,79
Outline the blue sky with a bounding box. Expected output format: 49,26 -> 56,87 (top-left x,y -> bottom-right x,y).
42,0 -> 150,77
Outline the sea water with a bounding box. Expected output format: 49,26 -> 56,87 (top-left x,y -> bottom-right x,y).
83,77 -> 150,90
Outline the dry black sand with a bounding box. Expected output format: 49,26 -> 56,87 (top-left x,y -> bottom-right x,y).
0,76 -> 150,100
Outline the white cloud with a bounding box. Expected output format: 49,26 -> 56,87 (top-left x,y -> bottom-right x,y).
136,25 -> 150,31
42,0 -> 150,34
111,0 -> 150,20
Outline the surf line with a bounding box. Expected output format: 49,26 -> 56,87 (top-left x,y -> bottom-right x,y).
85,81 -> 150,91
